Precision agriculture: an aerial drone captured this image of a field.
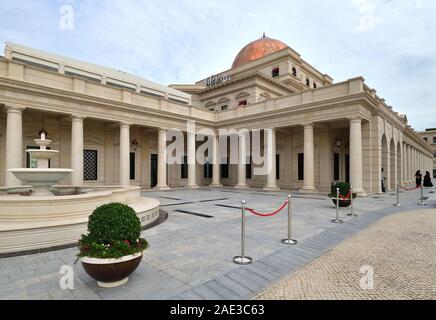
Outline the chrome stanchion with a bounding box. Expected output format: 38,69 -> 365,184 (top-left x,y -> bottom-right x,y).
332,188 -> 344,224
233,200 -> 253,265
417,185 -> 427,206
281,195 -> 297,245
393,183 -> 402,207
347,185 -> 358,217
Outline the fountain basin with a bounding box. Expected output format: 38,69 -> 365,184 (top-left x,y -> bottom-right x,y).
8,168 -> 73,196
27,150 -> 59,160
0,187 -> 160,255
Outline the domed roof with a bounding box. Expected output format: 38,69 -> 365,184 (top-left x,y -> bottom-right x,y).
232,34 -> 288,69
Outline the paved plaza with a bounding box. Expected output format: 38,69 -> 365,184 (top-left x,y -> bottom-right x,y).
256,209 -> 436,300
0,187 -> 434,300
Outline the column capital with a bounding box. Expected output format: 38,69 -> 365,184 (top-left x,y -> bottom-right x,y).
71,114 -> 86,121
119,122 -> 131,128
5,105 -> 26,114
348,117 -> 362,124
301,122 -> 314,128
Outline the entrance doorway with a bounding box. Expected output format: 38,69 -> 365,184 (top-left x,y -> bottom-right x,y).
151,154 -> 158,188
345,154 -> 350,183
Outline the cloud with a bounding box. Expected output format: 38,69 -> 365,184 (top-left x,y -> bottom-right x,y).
352,0 -> 383,31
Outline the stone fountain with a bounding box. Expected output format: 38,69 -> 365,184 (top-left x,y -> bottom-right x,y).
1,130 -> 160,256
8,130 -> 73,196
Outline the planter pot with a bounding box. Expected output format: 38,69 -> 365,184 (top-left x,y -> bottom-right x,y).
81,252 -> 143,288
331,198 -> 351,208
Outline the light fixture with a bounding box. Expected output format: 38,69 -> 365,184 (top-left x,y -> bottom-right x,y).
131,139 -> 139,151
335,139 -> 341,148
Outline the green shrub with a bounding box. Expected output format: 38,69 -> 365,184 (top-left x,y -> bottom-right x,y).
77,203 -> 148,259
88,203 -> 140,244
328,182 -> 357,199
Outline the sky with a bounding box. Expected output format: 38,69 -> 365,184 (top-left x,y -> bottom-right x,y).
0,0 -> 435,131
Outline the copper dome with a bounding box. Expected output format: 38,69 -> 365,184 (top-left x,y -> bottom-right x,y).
232,34 -> 288,69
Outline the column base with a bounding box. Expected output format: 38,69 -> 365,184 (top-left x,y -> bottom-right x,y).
209,183 -> 223,188
352,187 -> 367,197
263,186 -> 280,192
235,184 -> 250,190
154,186 -> 171,191
299,186 -> 318,193
185,184 -> 199,189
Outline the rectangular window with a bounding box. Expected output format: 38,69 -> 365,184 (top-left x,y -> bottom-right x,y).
84,150 -> 98,181
272,67 -> 280,78
221,158 -> 229,179
334,153 -> 340,180
238,100 -> 247,106
246,157 -> 252,180
306,78 -> 310,87
433,137 -> 436,144
276,154 -> 280,180
433,170 -> 436,179
130,152 -> 135,180
345,155 -> 350,183
204,160 -> 213,179
181,155 -> 188,179
313,83 -> 317,89
221,105 -> 228,111
423,137 -> 428,142
292,67 -> 297,77
298,153 -> 304,181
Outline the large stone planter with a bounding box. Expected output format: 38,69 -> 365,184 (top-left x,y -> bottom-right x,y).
81,252 -> 143,288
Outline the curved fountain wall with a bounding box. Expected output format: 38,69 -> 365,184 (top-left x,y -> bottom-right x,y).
0,186 -> 160,255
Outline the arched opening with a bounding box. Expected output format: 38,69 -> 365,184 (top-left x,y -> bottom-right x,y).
381,135 -> 389,192
390,139 -> 396,189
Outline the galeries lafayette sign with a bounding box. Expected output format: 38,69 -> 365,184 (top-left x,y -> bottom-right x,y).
204,74 -> 232,87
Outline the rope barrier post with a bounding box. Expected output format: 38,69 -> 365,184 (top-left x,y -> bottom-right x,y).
332,188 -> 344,224
417,185 -> 427,206
233,200 -> 253,265
393,183 -> 402,207
347,185 -> 358,217
281,195 -> 297,245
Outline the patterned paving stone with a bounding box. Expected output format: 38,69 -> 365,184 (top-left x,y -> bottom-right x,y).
255,209 -> 436,300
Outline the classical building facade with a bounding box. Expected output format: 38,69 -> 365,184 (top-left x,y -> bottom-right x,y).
417,128 -> 436,178
0,37 -> 433,196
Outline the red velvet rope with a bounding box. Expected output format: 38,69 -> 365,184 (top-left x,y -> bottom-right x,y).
246,200 -> 289,217
338,191 -> 352,201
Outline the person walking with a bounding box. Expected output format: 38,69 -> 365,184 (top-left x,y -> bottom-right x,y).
415,170 -> 423,188
423,171 -> 433,188
381,168 -> 386,193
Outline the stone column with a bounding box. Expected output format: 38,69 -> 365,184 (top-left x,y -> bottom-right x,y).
186,130 -> 198,188
349,119 -> 365,194
210,132 -> 222,187
264,128 -> 280,191
5,106 -> 25,187
301,123 -> 316,191
156,128 -> 170,190
235,132 -> 249,189
119,123 -> 130,186
71,115 -> 84,186
407,145 -> 411,183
